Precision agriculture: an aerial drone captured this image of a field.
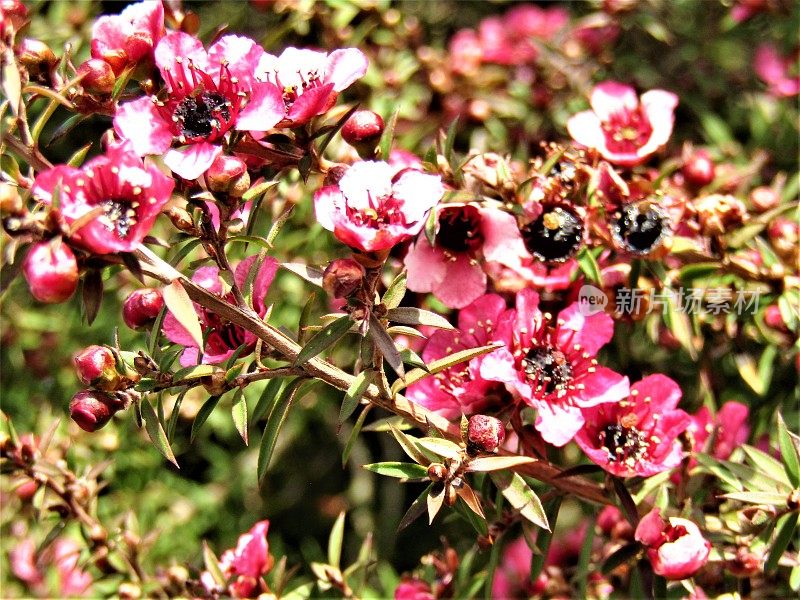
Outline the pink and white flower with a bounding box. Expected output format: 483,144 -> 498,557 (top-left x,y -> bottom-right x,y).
567,81 -> 678,167
163,256 -> 278,366
754,44 -> 800,98
91,0 -> 164,75
575,375 -> 691,477
114,32 -> 285,179
314,161 -> 443,253
635,508 -> 711,580
253,47 -> 368,127
31,143 -> 173,254
407,294 -> 514,419
479,289 -> 629,446
201,520 -> 272,598
404,204 -> 526,308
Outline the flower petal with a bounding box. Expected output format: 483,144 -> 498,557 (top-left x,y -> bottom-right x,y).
164,143 -> 222,180
237,82 -> 285,132
114,97 -> 173,156
325,48 -> 369,91
404,237 -> 448,294
590,81 -> 639,120
557,302 -> 615,356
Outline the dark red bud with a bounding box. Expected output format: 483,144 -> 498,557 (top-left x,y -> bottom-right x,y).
764,305 -> 788,332
69,390 -> 116,432
682,150 -> 715,188
74,345 -> 119,389
1,0 -> 28,29
466,414 -> 505,454
123,288 -> 164,330
324,165 -> 349,186
322,258 -> 365,298
206,155 -> 250,197
342,110 -> 385,158
77,58 -> 116,95
23,241 -> 79,304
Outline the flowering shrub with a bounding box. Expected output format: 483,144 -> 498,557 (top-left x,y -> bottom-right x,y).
1,1 -> 798,599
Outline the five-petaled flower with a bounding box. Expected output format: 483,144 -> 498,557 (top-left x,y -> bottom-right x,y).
114,31 -> 286,179
479,289 -> 629,446
31,143 -> 174,254
575,374 -> 691,477
91,0 -> 164,75
163,256 -> 278,366
314,161 -> 444,253
635,508 -> 711,580
567,81 -> 678,167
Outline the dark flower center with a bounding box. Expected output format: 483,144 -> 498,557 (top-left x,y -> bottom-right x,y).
611,202 -> 669,255
174,92 -> 231,140
521,205 -> 583,262
600,423 -> 648,466
100,199 -> 137,239
437,206 -> 483,254
522,346 -> 573,395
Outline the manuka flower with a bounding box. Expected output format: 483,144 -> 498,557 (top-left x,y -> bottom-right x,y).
31,143 -> 174,254
163,256 -> 278,366
91,0 -> 164,75
754,44 -> 800,98
479,289 -> 629,446
575,374 -> 691,477
407,294 -> 513,419
635,508 -> 711,580
114,32 -> 285,179
404,204 -> 527,308
313,161 -> 443,253
567,81 -> 678,167
254,47 -> 368,127
687,401 -> 750,461
201,520 -> 272,598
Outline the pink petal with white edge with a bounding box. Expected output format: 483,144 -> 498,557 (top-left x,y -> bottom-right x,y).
32,166 -> 80,204
207,35 -> 265,85
433,253 -> 487,309
590,81 -> 639,120
566,110 -> 606,150
631,374 -> 682,410
479,347 -> 522,386
480,208 -> 528,269
114,97 -> 173,156
154,31 -> 208,77
192,265 -> 224,295
635,508 -> 667,546
237,82 -> 285,132
576,367 -> 629,407
313,186 -> 345,231
325,48 -> 369,91
392,170 -> 444,223
534,400 -> 584,447
638,89 -> 678,158
557,302 -> 615,356
404,237 -> 448,294
164,143 -> 222,180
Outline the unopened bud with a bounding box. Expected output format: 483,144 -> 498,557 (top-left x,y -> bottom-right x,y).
749,186 -> 779,213
77,58 -> 116,95
427,463 -> 447,481
74,345 -> 122,390
682,150 -> 715,188
322,258 -> 365,298
23,241 -> 79,304
1,0 -> 28,29
123,288 -> 164,330
165,206 -> 195,233
466,414 -> 505,454
206,155 -> 250,197
764,305 -> 789,332
0,183 -> 24,216
695,194 -> 747,236
342,110 -> 385,158
69,390 -> 117,432
17,38 -> 57,76
767,217 -> 798,261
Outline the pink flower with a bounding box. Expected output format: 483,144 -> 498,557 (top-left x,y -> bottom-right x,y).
687,401 -> 750,461
635,509 -> 711,580
404,204 -> 526,308
504,4 -> 569,40
114,32 -> 286,179
731,0 -> 769,23
567,81 -> 678,167
10,538 -> 92,596
163,256 -> 278,366
407,294 -> 514,419
754,44 -> 800,98
575,375 -> 691,477
480,289 -> 629,446
314,161 -> 443,253
394,578 -> 435,600
91,0 -> 164,75
202,520 -> 272,598
485,256 -> 579,294
31,144 -> 173,254
254,47 -> 368,127
53,539 -> 93,596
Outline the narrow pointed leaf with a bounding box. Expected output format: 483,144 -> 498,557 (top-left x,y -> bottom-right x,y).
491,472 -> 549,530
339,370 -> 373,425
398,484 -> 433,532
386,307 -> 454,330
294,315 -> 353,366
258,379 -> 304,482
392,342 -> 503,393
252,377 -> 285,423
364,462 -> 427,479
232,389 -> 248,445
281,262 -> 324,287
370,315 -> 404,379
341,404 -> 371,467
778,414 -> 800,487
328,511 -> 346,569
191,395 -> 221,442
141,399 -> 179,467
765,512 -> 799,573
163,280 -> 204,349
382,272 -> 407,309
202,542 -> 225,585
427,486 -> 445,524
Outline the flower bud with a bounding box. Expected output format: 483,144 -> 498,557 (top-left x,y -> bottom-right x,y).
342,110 -> 385,158
764,305 -> 789,332
23,241 -> 79,304
77,58 -> 116,95
682,150 -> 715,188
427,463 -> 447,481
1,0 -> 28,30
165,206 -> 195,233
767,217 -> 798,261
0,183 -> 24,216
16,38 -> 57,78
123,288 -> 164,330
206,155 -> 250,197
69,390 -> 116,432
74,345 -> 121,390
749,186 -> 779,213
322,258 -> 365,298
466,414 -> 505,454
694,194 -> 747,236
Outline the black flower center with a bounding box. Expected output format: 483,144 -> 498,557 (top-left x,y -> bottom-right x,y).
611,202 -> 669,255
437,206 -> 483,254
174,92 -> 231,140
101,199 -> 137,239
521,206 -> 583,263
522,346 -> 573,395
600,424 -> 648,466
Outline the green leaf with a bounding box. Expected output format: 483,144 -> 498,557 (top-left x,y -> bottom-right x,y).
694,454 -> 743,491
257,380 -> 304,482
202,542 -> 225,586
424,207 -> 437,246
339,370 -> 373,425
382,272 -> 407,309
378,109 -> 399,160
742,445 -> 791,486
389,424 -> 430,466
490,472 -> 549,530
444,116 -> 459,167
576,247 -> 602,285
386,307 -> 455,330
530,497 -> 562,586
721,491 -> 789,505
363,462 -> 428,479
252,377 -> 286,423
298,292 -> 317,343
370,315 -> 405,379
191,395 -> 222,442
398,484 -> 434,532
778,414 -> 800,488
265,206 -> 295,248
601,543 -> 640,575
111,64 -> 134,98
242,179 -> 278,202
765,512 -> 799,573
67,142 -> 93,167
575,512 -> 596,598
294,315 -> 353,366
399,348 -> 427,370
341,404 -> 371,467
140,399 -> 179,467
163,280 -> 204,349
393,342 -> 503,393
231,389 -> 248,445
327,511 -> 346,569
172,364 -> 217,381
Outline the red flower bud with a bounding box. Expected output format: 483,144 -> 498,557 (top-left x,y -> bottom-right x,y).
123,288 -> 164,329
74,345 -> 121,390
206,155 -> 250,197
466,414 -> 505,454
77,58 -> 116,94
23,241 -> 79,304
764,305 -> 789,332
69,390 -> 117,432
749,186 -> 779,213
322,258 -> 365,298
0,183 -> 24,216
342,110 -> 385,158
682,150 -> 715,188
1,0 -> 28,29
16,38 -> 57,76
